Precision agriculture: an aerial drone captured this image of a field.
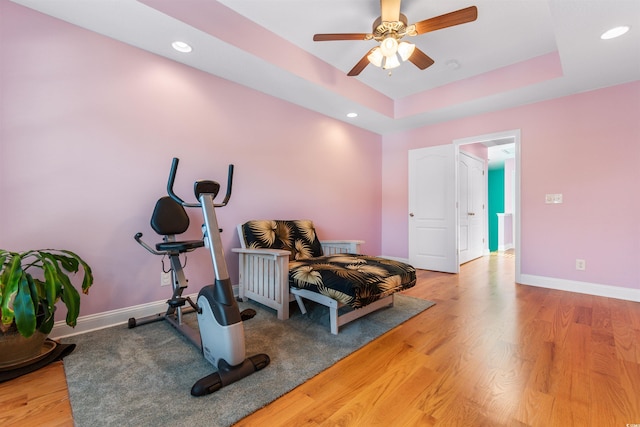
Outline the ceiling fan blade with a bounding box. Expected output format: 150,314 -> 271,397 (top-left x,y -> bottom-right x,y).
407,47 -> 435,70
413,6 -> 478,35
381,0 -> 402,22
313,33 -> 369,41
347,52 -> 373,76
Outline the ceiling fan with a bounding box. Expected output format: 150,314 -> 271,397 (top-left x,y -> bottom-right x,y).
313,0 -> 478,76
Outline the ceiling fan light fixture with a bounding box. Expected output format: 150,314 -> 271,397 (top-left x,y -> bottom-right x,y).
368,43 -> 410,70
382,54 -> 401,70
367,47 -> 384,67
379,36 -> 399,57
397,41 -> 415,62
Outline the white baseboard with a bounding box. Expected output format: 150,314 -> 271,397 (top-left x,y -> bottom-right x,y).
51,285 -> 241,339
50,293 -> 197,339
519,274 -> 640,302
380,257 -> 639,303
379,255 -> 410,263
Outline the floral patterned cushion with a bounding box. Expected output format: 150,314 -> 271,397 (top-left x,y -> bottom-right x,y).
241,220 -> 324,261
289,254 -> 416,309
241,220 -> 417,309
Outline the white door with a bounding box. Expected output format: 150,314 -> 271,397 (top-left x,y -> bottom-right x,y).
458,152 -> 485,264
408,145 -> 458,273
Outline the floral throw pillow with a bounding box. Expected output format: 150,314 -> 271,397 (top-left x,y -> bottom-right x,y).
242,220 -> 324,261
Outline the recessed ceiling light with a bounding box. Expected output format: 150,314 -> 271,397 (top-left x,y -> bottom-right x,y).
601,26 -> 630,40
346,112 -> 358,118
445,59 -> 460,70
171,41 -> 192,53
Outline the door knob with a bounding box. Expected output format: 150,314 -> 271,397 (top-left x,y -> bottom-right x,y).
409,213 -> 414,217
468,212 -> 475,216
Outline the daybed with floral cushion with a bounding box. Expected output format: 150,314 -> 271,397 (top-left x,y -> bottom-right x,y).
232,220 -> 416,334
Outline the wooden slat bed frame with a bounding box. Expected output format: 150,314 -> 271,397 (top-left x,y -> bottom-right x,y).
232,225 -> 394,334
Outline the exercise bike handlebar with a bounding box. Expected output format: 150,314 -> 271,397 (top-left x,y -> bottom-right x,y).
219,163 -> 234,207
134,232 -> 164,256
167,157 -> 234,208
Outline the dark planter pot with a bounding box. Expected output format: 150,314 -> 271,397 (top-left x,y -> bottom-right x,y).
0,326 -> 48,368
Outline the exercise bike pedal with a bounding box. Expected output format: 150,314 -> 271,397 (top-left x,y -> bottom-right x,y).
167,297 -> 187,308
166,296 -> 202,315
240,308 -> 257,321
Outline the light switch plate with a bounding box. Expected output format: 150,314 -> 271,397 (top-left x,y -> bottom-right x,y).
546,193 -> 563,204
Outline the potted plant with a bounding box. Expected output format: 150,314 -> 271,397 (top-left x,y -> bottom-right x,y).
0,249 -> 93,366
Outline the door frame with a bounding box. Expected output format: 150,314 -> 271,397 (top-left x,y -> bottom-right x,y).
453,129 -> 521,282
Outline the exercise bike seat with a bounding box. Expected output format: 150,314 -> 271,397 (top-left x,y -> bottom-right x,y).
149,196 -> 205,254
156,240 -> 204,253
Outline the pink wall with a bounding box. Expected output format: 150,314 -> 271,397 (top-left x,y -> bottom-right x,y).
382,81 -> 640,289
0,3 -> 382,318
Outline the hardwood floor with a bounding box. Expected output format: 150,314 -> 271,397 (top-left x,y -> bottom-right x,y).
2,253 -> 639,426
0,361 -> 73,427
236,253 -> 640,426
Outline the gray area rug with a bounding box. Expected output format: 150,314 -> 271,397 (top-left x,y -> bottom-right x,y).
62,294 -> 434,427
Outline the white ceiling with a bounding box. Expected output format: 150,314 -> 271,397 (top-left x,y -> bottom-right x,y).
11,0 -> 640,135
488,142 -> 515,167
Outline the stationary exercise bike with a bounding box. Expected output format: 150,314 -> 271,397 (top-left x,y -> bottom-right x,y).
130,157 -> 269,396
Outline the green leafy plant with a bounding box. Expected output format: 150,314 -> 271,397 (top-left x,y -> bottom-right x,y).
0,249 -> 94,338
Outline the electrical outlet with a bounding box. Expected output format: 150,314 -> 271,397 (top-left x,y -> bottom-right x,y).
575,259 -> 586,271
161,271 -> 172,286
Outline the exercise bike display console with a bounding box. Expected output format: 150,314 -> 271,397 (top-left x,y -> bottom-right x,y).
131,158 -> 269,396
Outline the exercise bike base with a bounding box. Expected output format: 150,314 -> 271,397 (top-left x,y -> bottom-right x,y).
191,353 -> 270,397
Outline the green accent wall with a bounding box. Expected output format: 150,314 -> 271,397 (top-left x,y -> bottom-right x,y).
488,165 -> 505,252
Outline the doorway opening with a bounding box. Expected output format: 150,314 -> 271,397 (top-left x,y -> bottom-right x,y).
454,130 -> 521,281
